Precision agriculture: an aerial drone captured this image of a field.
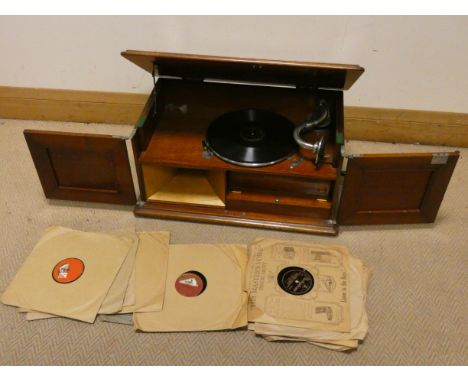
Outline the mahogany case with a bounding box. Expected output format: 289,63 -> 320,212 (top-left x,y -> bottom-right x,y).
24,50 -> 459,235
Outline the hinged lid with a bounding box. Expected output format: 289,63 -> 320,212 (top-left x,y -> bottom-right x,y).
121,50 -> 364,90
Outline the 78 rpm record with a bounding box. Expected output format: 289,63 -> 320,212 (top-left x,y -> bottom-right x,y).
246,238 -> 352,332
205,109 -> 297,167
133,244 -> 248,332
175,271 -> 207,297
52,257 -> 85,284
277,266 -> 314,296
0,226 -> 134,323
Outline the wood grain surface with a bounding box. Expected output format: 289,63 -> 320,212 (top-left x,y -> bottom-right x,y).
2,85 -> 466,147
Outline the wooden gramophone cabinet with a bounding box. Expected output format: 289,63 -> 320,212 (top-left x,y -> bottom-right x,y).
24,50 -> 459,235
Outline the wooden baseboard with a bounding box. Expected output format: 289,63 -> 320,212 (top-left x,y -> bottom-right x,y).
0,86 -> 147,125
1,85 -> 467,147
344,106 -> 468,147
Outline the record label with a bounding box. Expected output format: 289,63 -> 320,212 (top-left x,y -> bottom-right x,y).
277,266 -> 314,296
175,271 -> 207,297
52,258 -> 85,284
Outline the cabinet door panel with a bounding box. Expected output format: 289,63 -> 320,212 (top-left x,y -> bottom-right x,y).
24,130 -> 136,205
338,152 -> 459,225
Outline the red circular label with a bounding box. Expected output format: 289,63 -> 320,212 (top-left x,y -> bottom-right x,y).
52,258 -> 85,284
175,271 -> 206,297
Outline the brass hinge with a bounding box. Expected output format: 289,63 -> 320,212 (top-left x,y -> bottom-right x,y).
431,153 -> 449,165
341,153 -> 363,175
111,127 -> 137,141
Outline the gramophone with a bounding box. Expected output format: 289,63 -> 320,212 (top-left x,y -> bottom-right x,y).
23,50 -> 459,235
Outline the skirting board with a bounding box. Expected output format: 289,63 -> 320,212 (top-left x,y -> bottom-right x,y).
0,85 -> 467,147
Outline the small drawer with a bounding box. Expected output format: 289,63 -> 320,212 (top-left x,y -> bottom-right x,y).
226,190 -> 331,219
228,172 -> 331,199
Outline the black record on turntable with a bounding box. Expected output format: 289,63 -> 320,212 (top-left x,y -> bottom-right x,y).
205,109 -> 297,167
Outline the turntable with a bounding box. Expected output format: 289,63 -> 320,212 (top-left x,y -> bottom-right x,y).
204,108 -> 297,167
24,50 -> 459,235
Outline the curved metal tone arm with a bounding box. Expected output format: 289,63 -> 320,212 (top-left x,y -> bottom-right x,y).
293,99 -> 330,151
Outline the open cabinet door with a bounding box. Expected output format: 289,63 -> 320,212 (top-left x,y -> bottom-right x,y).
337,152 -> 459,225
24,130 -> 137,205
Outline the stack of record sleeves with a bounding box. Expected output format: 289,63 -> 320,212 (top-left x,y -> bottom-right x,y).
246,238 -> 369,351
2,227 -> 369,352
1,227 -> 169,323
1,227 -> 248,332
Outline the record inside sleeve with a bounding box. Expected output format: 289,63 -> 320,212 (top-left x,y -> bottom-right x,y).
277,266 -> 314,296
175,271 -> 207,297
133,244 -> 248,332
0,226 -> 134,323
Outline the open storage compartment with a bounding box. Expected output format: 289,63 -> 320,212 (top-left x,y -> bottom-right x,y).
142,164 -> 226,208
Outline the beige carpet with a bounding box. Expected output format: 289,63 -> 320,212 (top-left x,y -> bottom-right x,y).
0,118 -> 467,365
